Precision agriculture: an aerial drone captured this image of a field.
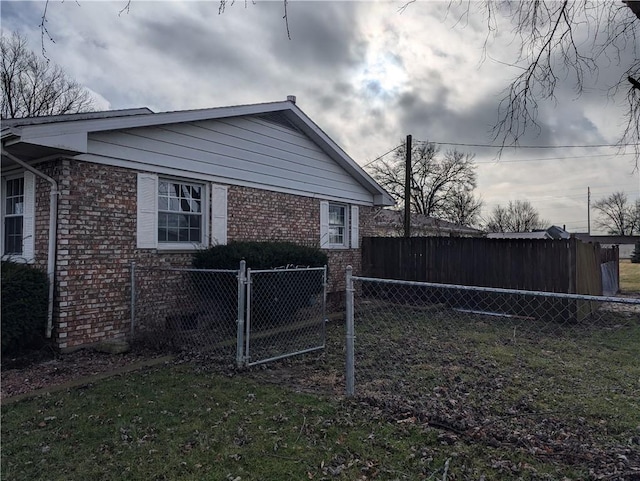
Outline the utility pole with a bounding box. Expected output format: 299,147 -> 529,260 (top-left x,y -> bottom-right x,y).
404,134 -> 412,238
587,186 -> 591,235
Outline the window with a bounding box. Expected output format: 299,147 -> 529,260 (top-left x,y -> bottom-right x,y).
1,172 -> 35,260
4,178 -> 24,255
328,204 -> 346,245
320,201 -> 359,249
137,173 -> 227,250
157,180 -> 203,243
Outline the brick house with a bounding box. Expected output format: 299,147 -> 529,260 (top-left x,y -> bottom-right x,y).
1,98 -> 394,350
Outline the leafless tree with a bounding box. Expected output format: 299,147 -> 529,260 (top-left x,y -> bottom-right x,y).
1,32 -> 94,119
367,141 -> 483,226
445,1 -> 640,156
445,189 -> 484,228
592,191 -> 639,235
484,200 -> 548,232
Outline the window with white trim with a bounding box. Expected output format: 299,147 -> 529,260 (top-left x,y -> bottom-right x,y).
1,172 -> 35,260
4,178 -> 24,254
329,204 -> 346,245
320,200 -> 359,249
157,180 -> 203,243
136,173 -> 227,250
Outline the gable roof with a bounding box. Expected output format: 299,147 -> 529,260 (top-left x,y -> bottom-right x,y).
373,209 -> 485,236
486,225 -> 570,240
1,99 -> 394,206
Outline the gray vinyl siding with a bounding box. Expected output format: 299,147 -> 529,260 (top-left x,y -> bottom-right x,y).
86,115 -> 374,204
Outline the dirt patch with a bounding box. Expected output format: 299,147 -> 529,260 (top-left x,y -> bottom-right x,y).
1,347 -> 168,402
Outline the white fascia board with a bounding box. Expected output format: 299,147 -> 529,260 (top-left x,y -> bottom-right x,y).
19,132 -> 87,153
15,101 -> 293,139
374,193 -> 396,206
7,101 -> 293,156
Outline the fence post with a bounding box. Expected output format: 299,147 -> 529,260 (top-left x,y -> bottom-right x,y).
321,265 -> 328,343
614,245 -> 620,295
130,261 -> 136,339
345,265 -> 355,397
245,267 -> 252,365
236,260 -> 246,368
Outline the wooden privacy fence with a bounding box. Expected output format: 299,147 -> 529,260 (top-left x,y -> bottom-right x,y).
361,237 -> 619,322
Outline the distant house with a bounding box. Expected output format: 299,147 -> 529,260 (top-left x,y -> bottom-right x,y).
487,225 -> 570,240
573,234 -> 639,259
372,209 -> 484,237
1,97 -> 394,351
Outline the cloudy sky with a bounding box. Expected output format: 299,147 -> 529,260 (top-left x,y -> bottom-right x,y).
2,0 -> 639,234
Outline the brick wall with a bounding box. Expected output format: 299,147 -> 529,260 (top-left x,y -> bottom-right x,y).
228,185 -> 375,298
28,159 -> 374,350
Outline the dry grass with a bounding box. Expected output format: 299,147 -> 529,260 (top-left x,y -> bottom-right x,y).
620,259 -> 640,294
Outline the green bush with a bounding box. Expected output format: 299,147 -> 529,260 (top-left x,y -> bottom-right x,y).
1,261 -> 49,355
193,241 -> 327,270
193,242 -> 328,326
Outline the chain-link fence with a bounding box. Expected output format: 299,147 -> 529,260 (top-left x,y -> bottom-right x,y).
131,264 -> 240,357
131,263 -> 327,366
244,267 -> 327,366
341,269 -> 640,477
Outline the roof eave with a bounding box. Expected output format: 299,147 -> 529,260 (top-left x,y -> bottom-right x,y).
4,100 -> 396,206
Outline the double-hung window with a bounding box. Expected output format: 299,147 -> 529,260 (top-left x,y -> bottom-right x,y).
137,172 -> 228,250
1,172 -> 35,261
157,180 -> 203,243
320,200 -> 359,249
4,178 -> 25,255
328,204 -> 346,245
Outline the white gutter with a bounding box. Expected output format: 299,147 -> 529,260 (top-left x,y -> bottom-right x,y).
1,149 -> 59,338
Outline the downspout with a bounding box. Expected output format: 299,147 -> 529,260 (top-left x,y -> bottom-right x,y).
1,149 -> 59,338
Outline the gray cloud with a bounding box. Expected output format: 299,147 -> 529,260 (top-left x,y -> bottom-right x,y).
1,0 -> 637,233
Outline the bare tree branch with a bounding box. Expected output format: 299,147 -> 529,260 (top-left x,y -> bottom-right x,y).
592,191 -> 639,235
448,1 -> 640,161
366,141 -> 482,227
1,32 -> 95,119
484,200 -> 548,233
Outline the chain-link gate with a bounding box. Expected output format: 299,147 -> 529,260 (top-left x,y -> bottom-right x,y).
241,266 -> 327,366
130,264 -> 240,356
131,262 -> 327,367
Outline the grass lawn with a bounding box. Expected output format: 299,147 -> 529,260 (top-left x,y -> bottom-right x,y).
2,363 -> 517,481
620,259 -> 640,293
4,316 -> 640,480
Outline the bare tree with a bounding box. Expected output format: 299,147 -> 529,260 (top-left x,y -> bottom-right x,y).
446,1 -> 640,155
444,188 -> 483,228
367,141 -> 483,226
485,200 -> 548,232
592,191 -> 639,235
1,32 -> 94,119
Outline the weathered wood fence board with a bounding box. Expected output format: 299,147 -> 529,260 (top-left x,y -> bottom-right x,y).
361,237 -> 619,322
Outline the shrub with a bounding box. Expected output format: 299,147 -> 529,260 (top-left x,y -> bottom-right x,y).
193,242 -> 328,327
193,241 -> 327,270
1,261 -> 49,355
632,241 -> 640,264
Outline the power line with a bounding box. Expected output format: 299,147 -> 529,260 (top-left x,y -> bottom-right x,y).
364,141 -> 638,167
475,152 -> 636,164
482,188 -> 634,204
415,139 -> 640,149
361,143 -> 404,168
